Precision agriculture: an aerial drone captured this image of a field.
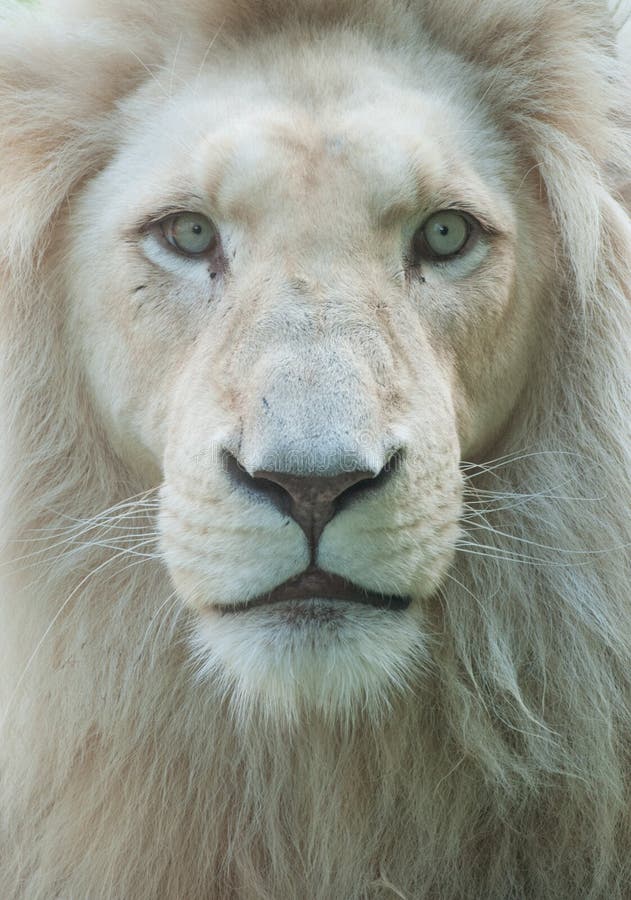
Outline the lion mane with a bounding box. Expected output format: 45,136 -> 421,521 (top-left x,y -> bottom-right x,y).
0,1 -> 630,898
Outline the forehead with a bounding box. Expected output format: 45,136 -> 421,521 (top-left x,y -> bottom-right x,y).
114,39 -> 516,232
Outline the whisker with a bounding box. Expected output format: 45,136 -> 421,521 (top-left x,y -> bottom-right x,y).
28,491 -> 160,537
9,534 -> 161,589
455,541 -> 589,568
194,20 -> 226,91
5,505 -> 160,573
460,448 -> 585,479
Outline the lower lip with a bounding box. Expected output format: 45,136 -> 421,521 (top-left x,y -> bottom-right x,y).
216,600 -> 408,636
240,597 -> 347,623
221,571 -> 411,614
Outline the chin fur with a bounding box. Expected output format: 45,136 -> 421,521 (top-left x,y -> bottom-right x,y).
192,600 -> 430,728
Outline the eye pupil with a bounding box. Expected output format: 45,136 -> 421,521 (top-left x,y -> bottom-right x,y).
416,211 -> 472,260
161,212 -> 217,256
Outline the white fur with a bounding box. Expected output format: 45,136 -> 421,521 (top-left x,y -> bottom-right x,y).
0,1 -> 630,898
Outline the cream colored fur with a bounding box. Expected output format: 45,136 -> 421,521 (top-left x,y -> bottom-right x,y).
0,1 -> 630,897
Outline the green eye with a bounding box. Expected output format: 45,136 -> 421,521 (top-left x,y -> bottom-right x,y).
162,212 -> 217,256
418,210 -> 472,259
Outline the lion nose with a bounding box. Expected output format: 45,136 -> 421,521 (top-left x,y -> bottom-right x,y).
253,468 -> 376,547
223,451 -> 394,548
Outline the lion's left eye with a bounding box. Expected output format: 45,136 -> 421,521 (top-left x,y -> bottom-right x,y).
160,212 -> 217,256
414,211 -> 473,260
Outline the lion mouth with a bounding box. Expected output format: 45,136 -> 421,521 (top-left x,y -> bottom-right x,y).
224,568 -> 411,613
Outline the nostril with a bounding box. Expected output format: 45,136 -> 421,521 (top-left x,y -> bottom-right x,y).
333,449 -> 402,516
222,450 -> 294,518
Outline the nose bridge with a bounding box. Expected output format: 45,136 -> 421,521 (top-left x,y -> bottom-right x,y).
237,343 -> 387,478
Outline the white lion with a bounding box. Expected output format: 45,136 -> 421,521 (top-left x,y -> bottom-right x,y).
0,0 -> 630,897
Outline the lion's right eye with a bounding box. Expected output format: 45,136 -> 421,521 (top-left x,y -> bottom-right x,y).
413,210 -> 477,262
160,212 -> 218,256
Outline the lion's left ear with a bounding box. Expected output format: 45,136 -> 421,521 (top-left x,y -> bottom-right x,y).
0,5 -> 153,275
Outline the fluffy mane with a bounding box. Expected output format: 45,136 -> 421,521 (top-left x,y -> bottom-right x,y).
0,1 -> 630,897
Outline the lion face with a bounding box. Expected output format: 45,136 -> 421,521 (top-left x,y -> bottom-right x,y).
65,33 -> 550,718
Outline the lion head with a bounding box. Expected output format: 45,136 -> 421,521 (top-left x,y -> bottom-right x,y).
1,1 -> 630,898
65,0 -> 551,721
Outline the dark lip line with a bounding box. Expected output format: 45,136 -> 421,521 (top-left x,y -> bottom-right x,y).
221,568 -> 411,613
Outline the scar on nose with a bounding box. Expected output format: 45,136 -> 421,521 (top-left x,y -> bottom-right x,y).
289,277 -> 309,293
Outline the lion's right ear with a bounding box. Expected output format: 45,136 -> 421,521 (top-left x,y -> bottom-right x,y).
0,4 -> 152,274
